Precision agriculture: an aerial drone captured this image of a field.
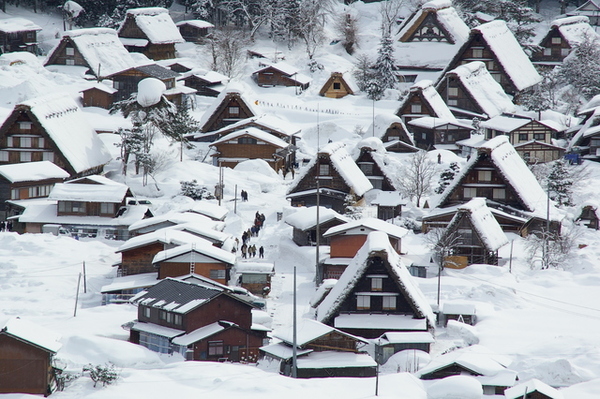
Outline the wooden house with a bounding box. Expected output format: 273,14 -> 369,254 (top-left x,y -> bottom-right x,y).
286,142 -> 373,214
176,20 -> 214,43
261,319 -> 376,378
439,20 -> 541,95
0,18 -> 41,54
370,191 -> 407,221
319,72 -> 355,98
232,262 -> 274,296
0,161 -> 68,220
437,136 -> 551,215
100,272 -> 158,305
182,69 -> 228,97
152,242 -> 236,282
416,345 -> 517,395
106,64 -> 187,103
44,28 -> 136,79
397,0 -> 470,45
209,127 -> 291,172
129,277 -> 268,362
118,7 -> 184,60
396,79 -> 457,124
436,61 -> 516,120
158,58 -> 196,73
366,114 -> 417,153
437,198 -> 508,267
567,106 -> 600,160
532,16 -> 598,66
199,88 -> 258,133
576,204 -> 600,229
80,83 -> 117,109
374,331 -> 435,364
0,93 -> 111,178
504,379 -> 564,399
0,317 -> 62,396
567,0 -> 600,26
128,211 -> 220,236
116,229 -> 215,276
408,117 -> 473,151
252,62 -> 310,90
316,231 -> 435,339
285,206 -> 349,246
481,114 -> 565,144
354,141 -> 398,191
514,140 -> 566,164
182,201 -> 229,221
439,302 -> 477,326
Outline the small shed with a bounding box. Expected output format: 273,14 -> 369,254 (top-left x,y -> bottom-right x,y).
374,331 -> 435,364
80,83 -> 117,109
319,72 -> 355,98
532,16 -> 598,66
370,191 -> 407,221
199,87 -> 258,133
0,18 -> 41,54
504,378 -> 563,399
576,204 -> 600,229
513,140 -> 566,164
176,20 -> 214,43
567,0 -> 600,26
233,262 -> 274,296
439,302 -> 477,326
252,62 -> 311,90
285,206 -> 349,246
0,317 -> 62,396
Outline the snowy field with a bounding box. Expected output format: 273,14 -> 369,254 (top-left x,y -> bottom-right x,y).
2,1 -> 600,398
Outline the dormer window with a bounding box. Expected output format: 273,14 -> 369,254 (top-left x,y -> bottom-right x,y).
319,163 -> 330,175
551,37 -> 561,45
18,121 -> 32,131
371,277 -> 383,291
66,47 -> 75,56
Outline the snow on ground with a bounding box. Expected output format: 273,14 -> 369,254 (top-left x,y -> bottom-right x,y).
3,1 -> 600,398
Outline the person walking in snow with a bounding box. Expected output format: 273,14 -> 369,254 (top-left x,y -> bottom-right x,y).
241,243 -> 247,259
259,246 -> 264,258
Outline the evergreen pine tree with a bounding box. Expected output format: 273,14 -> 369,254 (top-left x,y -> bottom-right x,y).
373,33 -> 397,91
158,101 -> 200,161
547,159 -> 574,207
435,162 -> 460,194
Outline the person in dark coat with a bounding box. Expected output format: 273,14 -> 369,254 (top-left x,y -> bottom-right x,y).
241,243 -> 248,259
259,246 -> 264,258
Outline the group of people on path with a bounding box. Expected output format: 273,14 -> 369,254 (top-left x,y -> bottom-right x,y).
236,211 -> 267,259
0,221 -> 12,231
241,243 -> 264,259
241,190 -> 249,202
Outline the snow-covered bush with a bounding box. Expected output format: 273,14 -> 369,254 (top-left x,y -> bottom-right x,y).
82,363 -> 118,387
179,180 -> 215,200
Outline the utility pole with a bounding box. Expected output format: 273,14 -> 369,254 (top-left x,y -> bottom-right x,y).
315,179 -> 320,284
292,266 -> 298,378
234,184 -> 238,214
82,261 -> 87,294
74,272 -> 81,317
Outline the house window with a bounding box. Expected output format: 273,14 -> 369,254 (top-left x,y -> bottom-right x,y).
166,312 -> 173,323
519,133 -> 528,141
421,133 -> 427,140
533,133 -> 545,141
382,296 -> 396,310
10,188 -> 19,199
411,103 -> 422,113
448,87 -> 459,97
487,61 -> 495,70
491,73 -> 502,83
159,310 -> 167,320
551,37 -> 562,44
356,295 -> 370,310
448,99 -> 458,106
144,307 -> 151,318
66,59 -> 75,66
319,163 -> 330,175
42,152 -> 54,162
493,188 -> 506,199
229,106 -> 240,116
113,81 -> 121,89
358,162 -> 374,175
20,152 -> 31,162
20,137 -> 32,148
210,269 -> 226,280
472,48 -> 483,58
238,137 -> 257,144
561,48 -> 570,57
333,82 -> 341,90
478,170 -> 492,181
464,187 -> 477,198
6,137 -> 12,147
37,137 -> 45,148
174,314 -> 182,326
66,47 -> 75,56
100,203 -> 115,215
18,121 -> 32,130
371,277 -> 383,291
208,340 -> 224,356
0,151 -> 8,162
139,331 -> 171,354
68,201 -> 86,213
543,48 -> 552,56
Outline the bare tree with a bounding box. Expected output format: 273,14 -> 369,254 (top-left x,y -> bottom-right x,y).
379,0 -> 405,36
525,227 -> 581,270
402,150 -> 436,207
334,11 -> 359,54
208,28 -> 250,77
426,227 -> 463,306
296,0 -> 326,60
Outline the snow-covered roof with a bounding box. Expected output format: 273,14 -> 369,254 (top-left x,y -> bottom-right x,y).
317,231 -> 435,327
412,80 -> 457,121
398,0 -> 469,45
428,376 -> 483,399
100,272 -> 158,293
289,142 -> 373,197
0,17 -> 41,33
175,19 -> 214,29
0,161 -> 68,183
182,201 -> 228,221
285,206 -> 349,231
377,331 -> 435,345
207,114 -> 300,139
275,319 -> 367,347
446,61 -> 516,118
130,321 -> 184,338
17,93 -> 112,174
449,198 -> 508,251
471,20 -> 542,91
370,191 -> 408,207
408,116 -> 472,129
152,242 -> 236,265
550,16 -> 598,47
254,62 -> 311,85
323,217 -> 408,240
504,378 -> 563,399
55,28 -> 137,77
0,317 -> 61,353
260,342 -> 313,360
128,211 -> 217,233
480,115 -> 533,132
169,223 -> 232,245
233,262 -> 274,274
117,229 -> 211,253
171,321 -> 230,346
122,7 -> 184,44
49,180 -> 129,203
334,313 -> 428,331
199,86 -> 259,131
442,301 -> 477,315
296,351 -> 377,369
366,114 -> 408,140
211,127 -> 289,148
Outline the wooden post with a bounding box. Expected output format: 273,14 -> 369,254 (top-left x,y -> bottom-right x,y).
74,273 -> 81,317
82,261 -> 87,293
292,266 -> 297,378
